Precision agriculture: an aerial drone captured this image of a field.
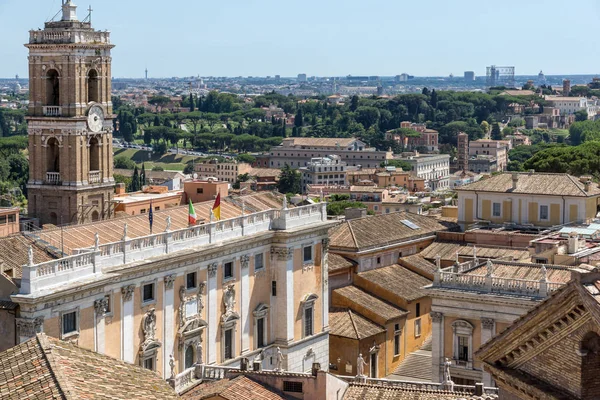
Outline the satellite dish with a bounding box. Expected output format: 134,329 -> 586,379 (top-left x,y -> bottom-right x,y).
193,173 -> 198,179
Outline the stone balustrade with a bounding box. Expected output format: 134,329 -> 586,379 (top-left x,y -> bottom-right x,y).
30,29 -> 111,45
88,171 -> 101,184
43,106 -> 61,117
20,203 -> 329,295
45,172 -> 61,185
433,269 -> 564,298
173,367 -> 196,393
337,376 -> 499,395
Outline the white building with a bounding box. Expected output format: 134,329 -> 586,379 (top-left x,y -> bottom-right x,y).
545,96 -> 599,119
397,154 -> 450,191
300,155 -> 348,192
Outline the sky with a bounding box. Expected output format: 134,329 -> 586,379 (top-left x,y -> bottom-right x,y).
1,0 -> 600,79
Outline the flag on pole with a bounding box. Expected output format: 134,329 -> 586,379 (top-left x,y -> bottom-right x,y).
212,192 -> 221,221
188,199 -> 197,225
149,200 -> 154,233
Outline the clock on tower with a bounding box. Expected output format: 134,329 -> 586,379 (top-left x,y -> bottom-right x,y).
26,1 -> 115,225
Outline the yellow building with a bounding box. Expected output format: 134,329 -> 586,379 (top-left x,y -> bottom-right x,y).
457,172 -> 600,229
3,197 -> 336,379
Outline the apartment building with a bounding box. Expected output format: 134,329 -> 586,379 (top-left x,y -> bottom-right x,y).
468,140 -> 509,172
300,155 -> 348,192
268,138 -> 393,169
196,160 -> 252,184
396,154 -> 451,190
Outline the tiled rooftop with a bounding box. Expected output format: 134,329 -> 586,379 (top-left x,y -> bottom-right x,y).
329,308 -> 385,340
182,375 -> 287,400
357,264 -> 432,302
420,241 -> 530,263
398,254 -> 437,279
457,172 -> 600,197
330,212 -> 448,252
328,253 -> 354,273
343,383 -> 498,400
0,333 -> 178,400
332,285 -> 408,323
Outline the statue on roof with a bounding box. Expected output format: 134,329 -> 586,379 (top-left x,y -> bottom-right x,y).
356,353 -> 368,377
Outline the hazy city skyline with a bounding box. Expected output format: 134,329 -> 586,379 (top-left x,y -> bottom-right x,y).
1,0 -> 600,79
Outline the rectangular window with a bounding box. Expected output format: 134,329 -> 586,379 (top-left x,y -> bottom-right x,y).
143,283 -> 155,303
283,381 -> 303,393
271,281 -> 277,296
0,215 -> 6,224
143,357 -> 154,371
414,318 -> 421,337
224,262 -> 233,279
303,246 -> 312,263
492,202 -> 501,217
540,205 -> 549,220
416,303 -> 421,318
140,209 -> 146,214
377,256 -> 381,264
62,311 -> 77,335
224,328 -> 233,360
7,214 -> 16,223
254,253 -> 264,270
458,336 -> 469,361
186,272 -> 197,289
104,294 -> 112,314
155,206 -> 160,211
394,332 -> 400,356
304,307 -> 313,337
257,317 -> 265,348
197,188 -> 203,194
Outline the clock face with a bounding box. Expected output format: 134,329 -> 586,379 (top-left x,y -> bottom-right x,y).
87,105 -> 105,133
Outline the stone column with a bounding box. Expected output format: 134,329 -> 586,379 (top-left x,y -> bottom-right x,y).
480,317 -> 495,387
321,238 -> 330,331
207,263 -> 218,364
163,274 -> 176,378
430,311 -> 444,383
121,284 -> 135,363
271,247 -> 294,344
16,317 -> 44,344
94,297 -> 108,354
240,255 -> 250,353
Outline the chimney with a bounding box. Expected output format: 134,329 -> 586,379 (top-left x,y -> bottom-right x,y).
115,183 -> 126,195
580,176 -> 592,192
345,207 -> 367,220
511,173 -> 519,190
568,233 -> 580,254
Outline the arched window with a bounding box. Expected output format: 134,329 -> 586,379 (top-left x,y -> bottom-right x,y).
88,69 -> 99,103
89,137 -> 100,172
452,320 -> 474,368
185,345 -> 195,369
91,210 -> 99,222
47,138 -> 60,173
46,69 -> 60,106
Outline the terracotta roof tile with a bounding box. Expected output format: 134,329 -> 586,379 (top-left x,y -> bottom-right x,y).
182,375 -> 287,400
328,253 -> 354,273
467,261 -> 572,283
358,264 -> 432,302
0,235 -> 56,279
398,254 -> 437,279
332,285 -> 408,322
457,172 -> 600,197
330,212 -> 447,252
0,333 -> 178,400
420,242 -> 530,263
343,383 -> 498,400
329,308 -> 385,340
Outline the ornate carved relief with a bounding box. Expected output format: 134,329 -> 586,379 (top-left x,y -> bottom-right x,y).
142,308 -> 157,343
271,247 -> 293,261
207,263 -> 218,278
16,317 -> 44,338
121,284 -> 135,301
321,238 -> 330,252
94,297 -> 108,317
240,254 -> 250,269
481,317 -> 495,330
223,284 -> 236,317
430,311 -> 444,323
164,274 -> 176,290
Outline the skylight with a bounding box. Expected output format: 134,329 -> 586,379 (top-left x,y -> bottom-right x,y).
401,219 -> 420,230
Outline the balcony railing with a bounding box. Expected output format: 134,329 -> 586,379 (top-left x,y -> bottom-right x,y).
88,171 -> 101,184
43,106 -> 62,117
45,172 -> 61,185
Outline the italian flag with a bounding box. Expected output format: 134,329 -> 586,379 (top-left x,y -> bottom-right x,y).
212,192 -> 221,221
188,199 -> 197,225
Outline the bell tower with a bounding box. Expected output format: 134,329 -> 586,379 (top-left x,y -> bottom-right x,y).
26,1 -> 115,226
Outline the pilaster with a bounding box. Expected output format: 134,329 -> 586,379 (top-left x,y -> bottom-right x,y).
121,284 -> 135,363
430,311 -> 444,383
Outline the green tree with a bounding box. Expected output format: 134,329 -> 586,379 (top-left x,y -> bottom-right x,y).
189,93 -> 195,112
575,109 -> 588,122
152,166 -> 164,171
380,159 -> 413,171
277,164 -> 301,194
237,154 -> 256,164
131,166 -> 140,192
327,201 -> 367,216
114,156 -> 136,169
349,95 -> 359,112
491,122 -> 502,140
295,107 -> 304,127
140,163 -> 147,187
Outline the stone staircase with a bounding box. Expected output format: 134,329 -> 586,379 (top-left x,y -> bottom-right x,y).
388,335 -> 433,382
